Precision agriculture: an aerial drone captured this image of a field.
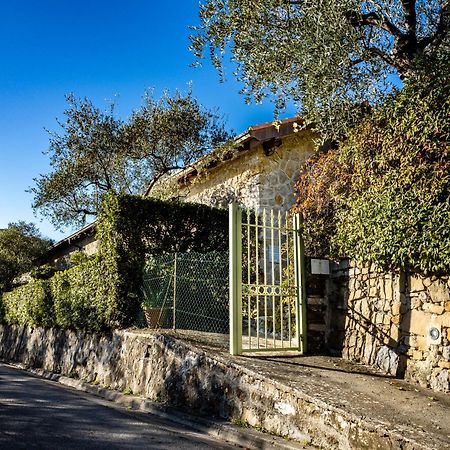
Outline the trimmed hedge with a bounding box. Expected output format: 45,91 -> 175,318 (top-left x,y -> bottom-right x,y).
97,194 -> 229,329
1,194 -> 228,331
2,280 -> 54,327
50,258 -> 117,331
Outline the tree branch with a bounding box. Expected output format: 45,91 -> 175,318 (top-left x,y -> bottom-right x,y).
75,208 -> 96,216
355,11 -> 405,39
400,0 -> 417,36
418,0 -> 450,51
366,46 -> 397,68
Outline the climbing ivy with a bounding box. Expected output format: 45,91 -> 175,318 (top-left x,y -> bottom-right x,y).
1,194 -> 228,331
2,280 -> 54,328
296,69 -> 450,274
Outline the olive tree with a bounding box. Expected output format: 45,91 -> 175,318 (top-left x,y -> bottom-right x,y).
31,90 -> 230,229
191,0 -> 449,138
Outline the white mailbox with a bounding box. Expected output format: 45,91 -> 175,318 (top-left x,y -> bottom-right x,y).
310,258 -> 330,275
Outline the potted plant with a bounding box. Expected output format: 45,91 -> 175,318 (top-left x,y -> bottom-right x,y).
141,278 -> 168,329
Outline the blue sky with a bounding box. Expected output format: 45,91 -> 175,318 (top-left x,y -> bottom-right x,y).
0,1 -> 295,241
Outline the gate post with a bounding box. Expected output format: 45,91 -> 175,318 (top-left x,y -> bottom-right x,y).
229,203 -> 242,355
294,213 -> 308,354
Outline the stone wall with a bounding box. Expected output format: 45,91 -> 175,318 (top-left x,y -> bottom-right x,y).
178,132 -> 315,213
329,260 -> 450,393
0,324 -> 406,449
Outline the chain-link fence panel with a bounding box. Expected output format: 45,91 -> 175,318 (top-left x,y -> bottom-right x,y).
137,251 -> 229,335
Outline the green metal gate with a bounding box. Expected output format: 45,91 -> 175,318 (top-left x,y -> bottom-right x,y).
229,203 -> 307,355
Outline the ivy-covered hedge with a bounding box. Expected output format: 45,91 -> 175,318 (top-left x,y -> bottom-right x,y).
296,70 -> 450,274
1,194 -> 228,331
97,194 -> 228,328
2,280 -> 54,327
50,258 -> 117,331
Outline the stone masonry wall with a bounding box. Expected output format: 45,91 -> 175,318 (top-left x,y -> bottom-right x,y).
256,133 -> 315,211
0,324 -> 415,449
51,235 -> 98,270
329,260 -> 450,393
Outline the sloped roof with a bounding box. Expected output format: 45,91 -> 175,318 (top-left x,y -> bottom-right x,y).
144,116 -> 303,194
46,221 -> 96,258
49,117 -> 303,252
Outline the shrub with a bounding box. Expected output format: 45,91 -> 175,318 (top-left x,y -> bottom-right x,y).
68,251 -> 91,267
1,194 -> 228,331
2,280 -> 54,327
50,257 -> 118,331
296,71 -> 450,273
0,294 -> 4,323
294,148 -> 351,257
30,264 -> 58,280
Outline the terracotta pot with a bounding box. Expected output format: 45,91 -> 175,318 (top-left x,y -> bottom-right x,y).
143,307 -> 167,328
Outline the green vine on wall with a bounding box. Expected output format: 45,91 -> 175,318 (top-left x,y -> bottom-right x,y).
1,194 -> 228,331
296,68 -> 450,274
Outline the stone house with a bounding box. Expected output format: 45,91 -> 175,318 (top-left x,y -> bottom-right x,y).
36,115 -> 450,393
44,222 -> 97,269
47,117 -> 315,267
152,117 -> 316,214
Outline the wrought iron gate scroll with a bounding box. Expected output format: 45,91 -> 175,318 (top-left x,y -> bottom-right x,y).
229,203 -> 307,355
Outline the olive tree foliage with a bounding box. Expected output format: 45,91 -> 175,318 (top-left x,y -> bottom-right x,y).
0,222 -> 52,292
191,0 -> 449,138
30,90 -> 230,230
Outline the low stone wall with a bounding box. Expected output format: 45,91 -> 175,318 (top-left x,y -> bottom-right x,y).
0,325 -> 315,443
330,261 -> 450,393
0,324 -> 428,449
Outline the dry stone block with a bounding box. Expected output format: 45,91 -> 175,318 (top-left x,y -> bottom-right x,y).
392,302 -> 401,316
422,303 -> 445,315
391,315 -> 401,325
361,301 -> 371,318
438,361 -> 450,369
430,369 -> 450,392
369,286 -> 378,297
428,282 -> 450,303
410,275 -> 425,292
401,309 -> 429,335
442,346 -> 450,361
390,325 -> 400,342
384,280 -> 393,301
412,350 -> 423,360
375,345 -> 398,375
410,297 -> 423,310
441,313 -> 450,328
415,336 -> 429,352
374,312 -> 383,324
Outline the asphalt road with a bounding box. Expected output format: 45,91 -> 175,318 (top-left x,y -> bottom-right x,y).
0,363 -> 240,450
